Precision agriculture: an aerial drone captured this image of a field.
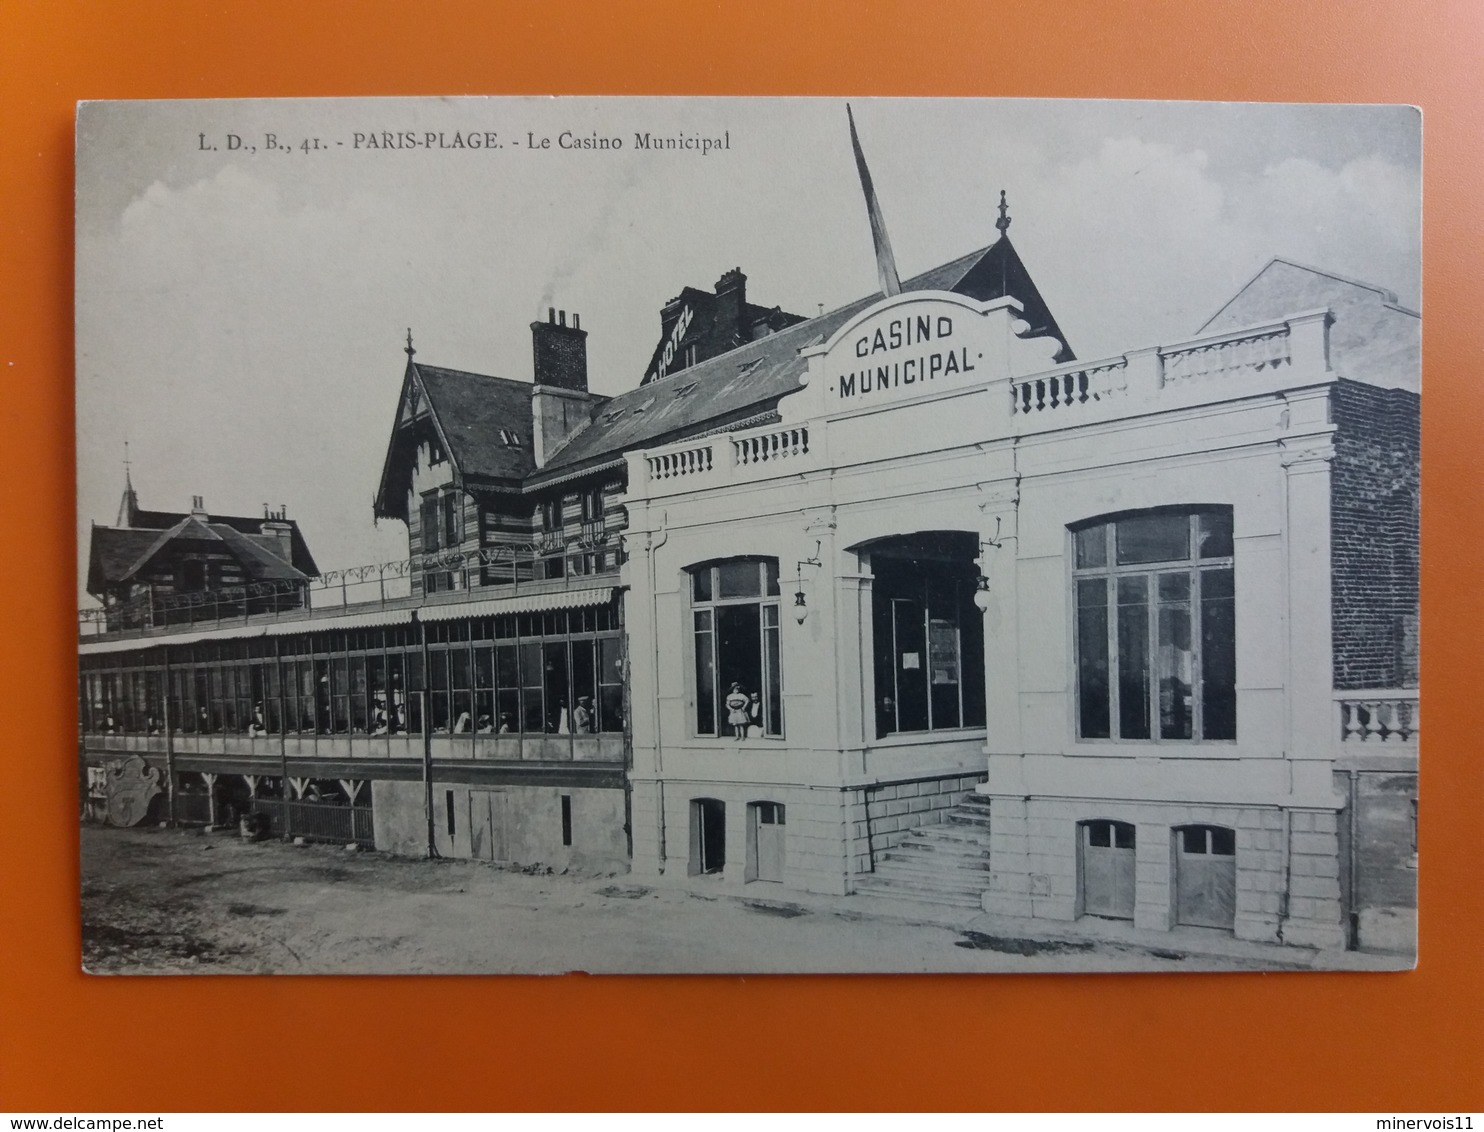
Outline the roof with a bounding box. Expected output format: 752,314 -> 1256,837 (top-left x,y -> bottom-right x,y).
533,236 -> 1068,481
1200,257 -> 1420,393
373,360 -> 539,519
87,514 -> 317,597
416,363 -> 537,481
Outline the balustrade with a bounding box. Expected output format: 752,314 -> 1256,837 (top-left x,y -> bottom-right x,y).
1011,361 -> 1127,416
733,426 -> 809,465
1336,691 -> 1419,745
646,443 -> 714,481
1162,326 -> 1291,385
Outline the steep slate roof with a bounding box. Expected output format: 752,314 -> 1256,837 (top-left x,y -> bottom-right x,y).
87,513 -> 318,597
87,527 -> 161,595
374,360 -> 542,520
416,363 -> 537,481
534,236 -> 1067,481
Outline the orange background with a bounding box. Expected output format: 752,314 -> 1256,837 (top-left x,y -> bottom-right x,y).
2,0 -> 1480,1113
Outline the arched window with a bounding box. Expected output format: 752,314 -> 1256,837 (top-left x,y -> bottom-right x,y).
689,559 -> 783,738
1071,507 -> 1235,742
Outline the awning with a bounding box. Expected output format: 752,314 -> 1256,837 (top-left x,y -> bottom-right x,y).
78,606 -> 415,655
79,621 -> 266,656
417,586 -> 617,622
262,607 -> 413,635
77,591 -> 609,654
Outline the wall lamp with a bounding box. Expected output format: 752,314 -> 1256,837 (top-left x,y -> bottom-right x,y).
793,540 -> 823,625
973,518 -> 1004,612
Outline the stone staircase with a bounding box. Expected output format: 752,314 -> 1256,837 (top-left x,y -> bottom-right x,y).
853,793 -> 993,910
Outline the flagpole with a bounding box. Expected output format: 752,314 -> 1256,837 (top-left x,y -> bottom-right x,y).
846,103 -> 902,298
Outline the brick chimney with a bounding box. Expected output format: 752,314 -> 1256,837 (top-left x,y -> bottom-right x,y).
261,504 -> 294,563
531,307 -> 588,392
531,308 -> 595,467
190,494 -> 208,518
714,268 -> 747,342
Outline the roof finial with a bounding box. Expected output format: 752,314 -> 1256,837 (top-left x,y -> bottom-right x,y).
405,328 -> 416,357
996,189 -> 1011,237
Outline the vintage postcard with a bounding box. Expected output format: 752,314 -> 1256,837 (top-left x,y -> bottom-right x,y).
76,97 -> 1419,974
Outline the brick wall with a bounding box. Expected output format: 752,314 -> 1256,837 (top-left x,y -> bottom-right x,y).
1331,379 -> 1420,689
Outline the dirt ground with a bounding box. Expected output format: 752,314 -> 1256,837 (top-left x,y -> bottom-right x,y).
80,823 -> 1303,975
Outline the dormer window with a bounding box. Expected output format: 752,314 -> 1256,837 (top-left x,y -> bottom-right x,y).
632,397 -> 656,415
603,408 -> 626,424
497,428 -> 520,447
673,382 -> 698,398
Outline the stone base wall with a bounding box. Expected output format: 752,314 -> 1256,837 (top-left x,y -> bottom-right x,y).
982,795 -> 1345,949
372,778 -> 628,872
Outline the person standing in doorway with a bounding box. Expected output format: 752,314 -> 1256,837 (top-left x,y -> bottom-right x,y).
725,683 -> 749,741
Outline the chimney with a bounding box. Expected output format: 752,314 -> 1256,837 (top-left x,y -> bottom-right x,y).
261,511 -> 294,564
714,267 -> 747,341
190,494 -> 207,518
530,307 -> 594,468
530,306 -> 589,393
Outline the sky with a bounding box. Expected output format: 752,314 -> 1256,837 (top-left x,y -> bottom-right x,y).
75,96 -> 1421,600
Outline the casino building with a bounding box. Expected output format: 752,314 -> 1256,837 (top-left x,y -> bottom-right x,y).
79,187 -> 1418,953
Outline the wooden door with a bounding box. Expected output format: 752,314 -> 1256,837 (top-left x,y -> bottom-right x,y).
753,802 -> 786,882
1175,825 -> 1236,929
469,790 -> 511,862
1080,820 -> 1136,919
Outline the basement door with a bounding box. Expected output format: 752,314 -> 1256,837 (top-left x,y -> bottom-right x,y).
469,789 -> 512,862
1079,820 -> 1136,920
1174,825 -> 1237,929
750,802 -> 786,882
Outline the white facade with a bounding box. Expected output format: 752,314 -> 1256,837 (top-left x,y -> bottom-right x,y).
621,288 -> 1353,947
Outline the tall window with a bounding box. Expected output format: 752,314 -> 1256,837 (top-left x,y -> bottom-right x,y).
421,492 -> 441,553
1072,507 -> 1236,742
690,559 -> 783,738
868,533 -> 986,738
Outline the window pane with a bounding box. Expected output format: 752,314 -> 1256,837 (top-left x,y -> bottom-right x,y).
716,603 -> 763,732
1156,572 -> 1193,740
571,640 -> 596,734
694,613 -> 716,736
764,603 -> 782,736
543,642 -> 568,733
692,568 -> 713,603
520,643 -> 543,732
891,598 -> 929,733
1116,513 -> 1190,565
1113,822 -> 1135,850
1211,826 -> 1236,856
1089,821 -> 1111,847
1075,525 -> 1107,569
927,616 -> 961,729
1201,567 -> 1237,740
764,559 -> 780,597
1116,576 -> 1150,739
1181,827 -> 1207,854
1198,509 -> 1234,559
717,560 -> 763,599
1075,578 -> 1110,739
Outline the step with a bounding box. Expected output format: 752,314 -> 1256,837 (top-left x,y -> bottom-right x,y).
866,866 -> 985,896
902,824 -> 993,846
853,880 -> 984,909
868,859 -> 991,884
870,867 -> 992,893
881,843 -> 991,865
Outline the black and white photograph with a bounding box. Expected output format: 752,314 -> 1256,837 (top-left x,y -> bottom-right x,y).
75,96 -> 1420,974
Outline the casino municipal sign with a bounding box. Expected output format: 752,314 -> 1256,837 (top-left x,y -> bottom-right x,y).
797,291 -> 1063,416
